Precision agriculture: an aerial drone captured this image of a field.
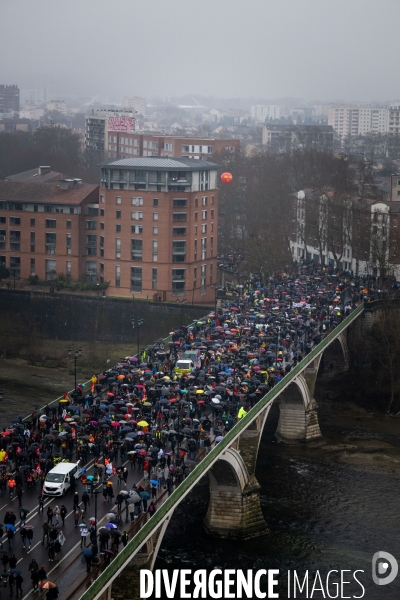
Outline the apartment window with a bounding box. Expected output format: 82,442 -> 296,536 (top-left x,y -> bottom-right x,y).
173,227 -> 186,235
30,232 -> 35,252
153,226 -> 158,235
10,217 -> 20,225
211,209 -> 214,218
173,213 -> 187,222
372,225 -> 378,234
211,236 -> 214,255
201,224 -> 207,234
66,233 -> 72,255
116,210 -> 121,219
153,198 -> 158,207
115,265 -> 121,288
45,258 -> 56,281
86,220 -> 97,230
0,231 -> 5,250
100,195 -> 105,203
152,268 -> 157,290
100,209 -> 105,216
211,222 -> 214,232
66,260 -> 71,280
86,234 -> 97,256
211,195 -> 215,205
201,264 -> 206,294
86,260 -> 97,283
153,212 -> 159,221
0,217 -> 5,225
210,262 -> 213,283
131,239 -> 143,261
195,225 -> 198,234
164,143 -> 173,151
30,258 -> 35,276
99,262 -> 104,283
195,198 -> 198,207
45,232 -> 56,254
195,212 -> 198,221
131,267 -> 142,292
45,219 -> 56,228
131,211 -> 143,220
30,218 -> 35,226
173,240 -> 186,263
100,236 -> 104,257
131,197 -> 143,206
202,210 -> 207,220
201,237 -> 207,260
194,238 -> 197,260
173,199 -> 187,207
66,220 -> 72,229
116,224 -> 121,233
116,196 -> 122,205
116,238 -> 121,259
202,197 -> 207,206
193,266 -> 197,287
100,222 -> 105,230
131,225 -> 143,234
182,145 -> 190,153
172,268 -> 186,295
153,240 -> 158,262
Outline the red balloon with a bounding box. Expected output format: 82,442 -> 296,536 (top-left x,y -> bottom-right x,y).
220,172 -> 233,184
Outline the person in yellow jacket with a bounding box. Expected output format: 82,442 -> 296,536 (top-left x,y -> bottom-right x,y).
237,406 -> 247,419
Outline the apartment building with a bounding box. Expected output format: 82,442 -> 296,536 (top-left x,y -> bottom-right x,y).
251,105 -> 283,122
0,85 -> 20,114
0,180 -> 99,282
328,105 -> 388,138
97,157 -> 219,303
262,124 -> 334,153
122,96 -> 146,116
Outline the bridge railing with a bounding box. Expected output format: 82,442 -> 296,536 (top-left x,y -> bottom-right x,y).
79,303 -> 364,600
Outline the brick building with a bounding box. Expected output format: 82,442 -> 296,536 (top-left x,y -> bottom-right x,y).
0,180 -> 99,282
97,157 -> 219,303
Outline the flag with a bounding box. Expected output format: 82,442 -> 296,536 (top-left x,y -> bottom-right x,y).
36,465 -> 41,474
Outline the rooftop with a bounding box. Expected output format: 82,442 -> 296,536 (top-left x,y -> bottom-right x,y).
101,157 -> 219,171
5,167 -> 63,183
0,181 -> 99,205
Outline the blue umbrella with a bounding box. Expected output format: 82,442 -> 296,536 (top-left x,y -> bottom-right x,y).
81,548 -> 92,558
106,523 -> 117,529
140,491 -> 150,500
149,480 -> 158,486
5,524 -> 16,532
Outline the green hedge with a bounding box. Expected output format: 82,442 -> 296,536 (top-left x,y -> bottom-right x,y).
28,275 -> 110,291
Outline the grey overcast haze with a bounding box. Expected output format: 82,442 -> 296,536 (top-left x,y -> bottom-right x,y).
1,0 -> 399,103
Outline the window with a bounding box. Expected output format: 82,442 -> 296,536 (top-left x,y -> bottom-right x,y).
86,220 -> 97,230
372,225 -> 378,234
131,197 -> 143,206
173,227 -> 186,235
115,265 -> 121,288
45,259 -> 56,281
195,212 -> 198,221
100,209 -> 104,217
70,207 -> 75,214
0,217 -> 5,225
210,262 -> 213,283
87,207 -> 98,216
66,233 -> 72,255
100,222 -> 105,230
0,231 -> 5,250
153,212 -> 159,221
153,226 -> 158,235
66,260 -> 71,279
211,209 -> 214,218
164,143 -> 173,151
30,218 -> 35,226
211,236 -> 214,255
10,217 -> 20,225
153,240 -> 158,262
208,146 -> 213,154
173,213 -> 187,222
195,225 -> 198,235
30,257 -> 35,276
211,222 -> 214,232
173,199 -> 187,207
116,238 -> 121,259
131,211 -> 143,220
131,239 -> 143,261
30,232 -> 35,252
116,210 -> 121,219
211,195 -> 215,205
172,269 -> 185,295
116,196 -> 122,205
100,236 -> 104,257
173,241 -> 186,263
45,219 -> 56,228
86,234 -> 97,256
99,262 -> 104,283
131,225 -> 143,234
201,224 -> 207,233
153,198 -> 158,207
181,145 -> 190,153
202,210 -> 207,220
116,224 -> 121,233
201,237 -> 207,260
46,232 -> 56,254
131,267 -> 142,292
195,198 -> 198,207
66,220 -> 71,229
194,238 -> 197,260
100,195 -> 105,203
86,261 -> 97,283
152,268 -> 157,290
201,264 -> 206,294
202,197 -> 207,206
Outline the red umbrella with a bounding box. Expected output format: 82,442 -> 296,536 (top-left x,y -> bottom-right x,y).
111,422 -> 120,427
138,449 -> 146,455
107,392 -> 114,397
196,400 -> 205,405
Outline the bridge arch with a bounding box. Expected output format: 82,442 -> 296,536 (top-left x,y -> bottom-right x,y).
320,331 -> 349,372
274,375 -> 321,443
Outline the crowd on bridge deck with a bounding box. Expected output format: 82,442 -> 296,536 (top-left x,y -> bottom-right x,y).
0,262 -> 372,597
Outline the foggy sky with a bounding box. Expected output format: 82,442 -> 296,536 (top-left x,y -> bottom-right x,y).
1,0 -> 399,103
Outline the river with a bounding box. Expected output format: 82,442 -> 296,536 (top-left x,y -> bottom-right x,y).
154,375 -> 400,599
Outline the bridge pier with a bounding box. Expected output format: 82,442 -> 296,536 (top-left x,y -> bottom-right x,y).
275,375 -> 322,444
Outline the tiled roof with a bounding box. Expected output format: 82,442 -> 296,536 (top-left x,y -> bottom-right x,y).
0,181 -> 99,205
5,168 -> 63,183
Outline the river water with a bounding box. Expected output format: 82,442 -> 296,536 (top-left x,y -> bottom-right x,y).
154,380 -> 400,599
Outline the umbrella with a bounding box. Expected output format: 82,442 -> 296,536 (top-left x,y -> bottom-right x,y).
41,582 -> 57,590
81,548 -> 92,558
106,512 -> 117,520
4,524 -> 16,532
149,480 -> 158,486
9,569 -> 21,575
128,492 -> 141,503
120,490 -> 129,496
106,523 -> 117,529
140,491 -> 150,500
137,420 -> 149,427
78,523 -> 87,528
20,508 -> 30,514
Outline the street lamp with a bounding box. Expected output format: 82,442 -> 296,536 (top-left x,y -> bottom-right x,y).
131,317 -> 144,357
68,347 -> 82,390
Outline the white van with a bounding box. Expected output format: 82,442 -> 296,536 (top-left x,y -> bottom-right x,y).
43,461 -> 82,496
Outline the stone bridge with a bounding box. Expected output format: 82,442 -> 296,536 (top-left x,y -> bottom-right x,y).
78,304 -> 364,600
